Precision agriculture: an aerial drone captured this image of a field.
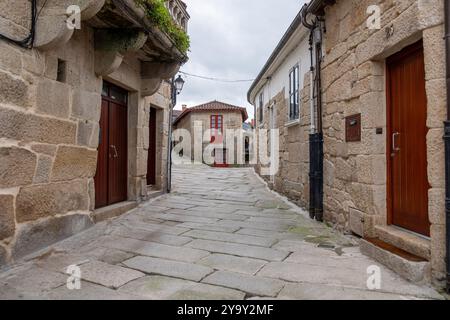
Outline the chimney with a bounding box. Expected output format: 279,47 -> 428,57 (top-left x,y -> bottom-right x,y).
182,104 -> 187,111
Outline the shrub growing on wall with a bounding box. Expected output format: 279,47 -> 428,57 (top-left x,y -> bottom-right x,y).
135,0 -> 190,54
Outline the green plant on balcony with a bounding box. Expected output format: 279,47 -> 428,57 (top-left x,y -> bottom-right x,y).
135,0 -> 190,54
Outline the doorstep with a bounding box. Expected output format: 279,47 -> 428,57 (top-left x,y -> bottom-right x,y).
374,225 -> 431,260
360,238 -> 431,284
92,201 -> 138,223
146,186 -> 165,200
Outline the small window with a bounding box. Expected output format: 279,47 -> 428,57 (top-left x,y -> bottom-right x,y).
258,92 -> 264,124
56,59 -> 66,83
289,65 -> 300,121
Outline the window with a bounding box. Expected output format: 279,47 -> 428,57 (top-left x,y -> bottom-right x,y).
56,59 -> 66,83
258,92 -> 264,124
211,115 -> 223,143
289,65 -> 300,120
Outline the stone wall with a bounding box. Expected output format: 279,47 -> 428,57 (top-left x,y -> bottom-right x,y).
0,28 -> 100,262
0,28 -> 172,265
320,0 -> 446,284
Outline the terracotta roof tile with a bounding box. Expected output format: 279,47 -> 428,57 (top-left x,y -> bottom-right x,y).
173,100 -> 248,125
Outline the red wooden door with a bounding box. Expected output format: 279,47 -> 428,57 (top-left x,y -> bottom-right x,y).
94,99 -> 109,208
108,102 -> 128,204
94,83 -> 128,209
387,41 -> 430,236
147,107 -> 157,185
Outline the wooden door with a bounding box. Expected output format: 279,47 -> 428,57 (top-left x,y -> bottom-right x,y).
108,102 -> 128,204
387,41 -> 430,236
147,107 -> 157,186
94,82 -> 128,209
94,99 -> 109,208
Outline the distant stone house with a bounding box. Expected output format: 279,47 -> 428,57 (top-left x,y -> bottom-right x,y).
249,0 -> 448,288
0,0 -> 189,265
173,101 -> 249,166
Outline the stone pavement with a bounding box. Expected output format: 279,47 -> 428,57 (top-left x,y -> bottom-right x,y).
0,164 -> 444,300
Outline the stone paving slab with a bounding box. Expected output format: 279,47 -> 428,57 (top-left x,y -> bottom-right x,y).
152,213 -> 219,224
76,260 -> 145,289
198,254 -> 267,275
123,256 -> 213,282
203,271 -> 285,297
46,282 -> 142,300
167,208 -> 248,221
236,228 -> 303,240
277,283 -> 421,300
0,265 -> 67,299
217,220 -> 292,232
175,222 -> 241,233
105,237 -> 209,263
113,219 -> 189,235
186,239 -> 289,261
119,276 -> 245,300
257,261 -> 442,299
183,230 -> 277,247
110,227 -> 193,246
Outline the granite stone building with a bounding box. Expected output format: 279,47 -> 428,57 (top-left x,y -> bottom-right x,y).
0,0 -> 189,265
173,101 -> 249,166
249,0 -> 448,289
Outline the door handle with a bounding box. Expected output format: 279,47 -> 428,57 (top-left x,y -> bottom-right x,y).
110,145 -> 118,158
392,132 -> 400,152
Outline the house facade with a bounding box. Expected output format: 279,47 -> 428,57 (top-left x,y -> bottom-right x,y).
0,0 -> 189,265
173,101 -> 248,166
248,12 -> 313,212
249,0 -> 448,288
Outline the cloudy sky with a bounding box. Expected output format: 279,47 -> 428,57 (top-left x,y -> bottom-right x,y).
176,0 -> 307,120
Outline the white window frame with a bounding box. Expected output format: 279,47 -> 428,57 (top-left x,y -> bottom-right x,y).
288,64 -> 300,122
258,91 -> 264,127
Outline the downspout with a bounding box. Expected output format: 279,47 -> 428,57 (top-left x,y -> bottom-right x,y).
302,4 -> 324,221
444,0 -> 450,294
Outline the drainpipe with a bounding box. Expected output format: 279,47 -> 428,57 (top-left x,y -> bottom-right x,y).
302,4 -> 324,222
444,0 -> 450,294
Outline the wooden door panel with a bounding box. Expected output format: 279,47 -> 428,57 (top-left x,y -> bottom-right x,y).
94,99 -> 109,209
387,41 -> 430,236
147,107 -> 157,186
108,102 -> 128,205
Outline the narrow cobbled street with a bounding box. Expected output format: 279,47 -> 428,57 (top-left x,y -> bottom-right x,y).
0,165 -> 443,300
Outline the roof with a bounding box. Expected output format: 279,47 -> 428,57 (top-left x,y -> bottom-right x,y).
173,101 -> 248,126
247,8 -> 305,104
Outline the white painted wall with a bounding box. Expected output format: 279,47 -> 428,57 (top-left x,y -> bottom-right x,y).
254,33 -> 310,120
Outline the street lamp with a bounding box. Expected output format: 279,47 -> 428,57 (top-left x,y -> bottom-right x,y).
167,74 -> 185,193
171,75 -> 185,105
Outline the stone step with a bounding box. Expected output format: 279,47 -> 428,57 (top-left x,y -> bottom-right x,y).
360,238 -> 431,284
374,225 -> 431,260
92,201 -> 138,223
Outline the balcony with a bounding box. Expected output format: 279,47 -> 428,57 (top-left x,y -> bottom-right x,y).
166,0 -> 190,31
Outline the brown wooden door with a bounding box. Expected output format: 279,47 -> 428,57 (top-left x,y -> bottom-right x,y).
147,107 -> 157,186
387,41 -> 430,236
94,83 -> 128,209
108,102 -> 128,204
94,99 -> 110,208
